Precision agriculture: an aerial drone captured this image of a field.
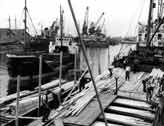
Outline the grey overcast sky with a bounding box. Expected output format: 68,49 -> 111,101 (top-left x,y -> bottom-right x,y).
0,0 -> 151,37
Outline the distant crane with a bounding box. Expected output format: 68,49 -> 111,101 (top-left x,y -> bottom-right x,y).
82,6 -> 89,35
49,18 -> 59,38
89,12 -> 104,35
50,18 -> 58,30
97,18 -> 105,33
95,12 -> 105,28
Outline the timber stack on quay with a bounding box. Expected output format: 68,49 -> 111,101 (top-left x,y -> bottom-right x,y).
1,68 -> 157,126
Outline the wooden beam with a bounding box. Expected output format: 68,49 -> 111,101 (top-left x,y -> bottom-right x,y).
38,55 -> 42,117
105,108 -> 154,122
99,113 -> 152,126
112,102 -> 154,113
15,75 -> 21,126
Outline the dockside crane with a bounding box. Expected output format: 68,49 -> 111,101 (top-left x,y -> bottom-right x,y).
88,12 -> 104,35
96,18 -> 105,35
82,6 -> 89,35
95,12 -> 105,28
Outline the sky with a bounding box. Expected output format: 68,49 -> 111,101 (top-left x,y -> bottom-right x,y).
0,0 -> 151,37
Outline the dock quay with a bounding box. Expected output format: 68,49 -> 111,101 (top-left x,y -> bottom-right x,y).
26,95 -> 155,126
4,68 -> 155,126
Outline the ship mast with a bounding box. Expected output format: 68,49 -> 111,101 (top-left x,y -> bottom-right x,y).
15,17 -> 17,29
147,0 -> 154,47
8,16 -> 11,29
24,0 -> 29,50
60,5 -> 64,47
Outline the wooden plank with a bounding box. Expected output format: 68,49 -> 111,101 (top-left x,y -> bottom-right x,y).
114,98 -> 152,110
118,95 -> 147,102
99,113 -> 152,126
64,93 -> 117,126
92,121 -> 123,126
54,118 -> 64,126
106,106 -> 154,122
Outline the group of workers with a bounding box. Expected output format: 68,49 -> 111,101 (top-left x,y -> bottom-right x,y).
141,74 -> 164,126
108,65 -> 130,81
142,75 -> 164,102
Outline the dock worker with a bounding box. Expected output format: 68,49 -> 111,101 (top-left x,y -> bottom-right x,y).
42,90 -> 51,122
108,65 -> 114,77
125,65 -> 130,81
79,71 -> 90,92
146,77 -> 154,102
79,76 -> 88,92
123,58 -> 127,69
153,91 -> 164,126
160,75 -> 164,91
48,89 -> 64,109
142,79 -> 147,92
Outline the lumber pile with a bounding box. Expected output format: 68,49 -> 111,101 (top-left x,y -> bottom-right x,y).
104,113 -> 151,126
9,96 -> 45,115
0,79 -> 66,105
0,91 -> 31,105
35,79 -> 66,90
149,68 -> 164,78
1,79 -> 71,115
49,68 -> 126,119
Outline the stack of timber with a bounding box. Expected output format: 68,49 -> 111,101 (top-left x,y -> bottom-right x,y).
0,79 -> 75,126
26,68 -> 156,126
49,68 -> 126,119
149,68 -> 164,78
0,79 -> 66,106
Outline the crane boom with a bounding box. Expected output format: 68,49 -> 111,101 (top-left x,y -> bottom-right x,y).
100,18 -> 105,31
95,12 -> 104,27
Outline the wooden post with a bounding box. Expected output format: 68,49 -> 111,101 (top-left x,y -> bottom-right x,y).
38,55 -> 42,117
59,51 -> 63,104
15,75 -> 21,126
74,48 -> 77,85
67,1 -> 108,126
114,77 -> 118,95
108,45 -> 110,66
146,0 -> 153,47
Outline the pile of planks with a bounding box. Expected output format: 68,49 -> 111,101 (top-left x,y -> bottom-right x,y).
0,79 -> 66,106
2,79 -> 70,115
149,68 -> 164,78
49,68 -> 126,119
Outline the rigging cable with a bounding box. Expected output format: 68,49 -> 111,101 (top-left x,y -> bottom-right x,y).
134,0 -> 146,36
26,9 -> 38,35
18,9 -> 25,28
125,0 -> 146,37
